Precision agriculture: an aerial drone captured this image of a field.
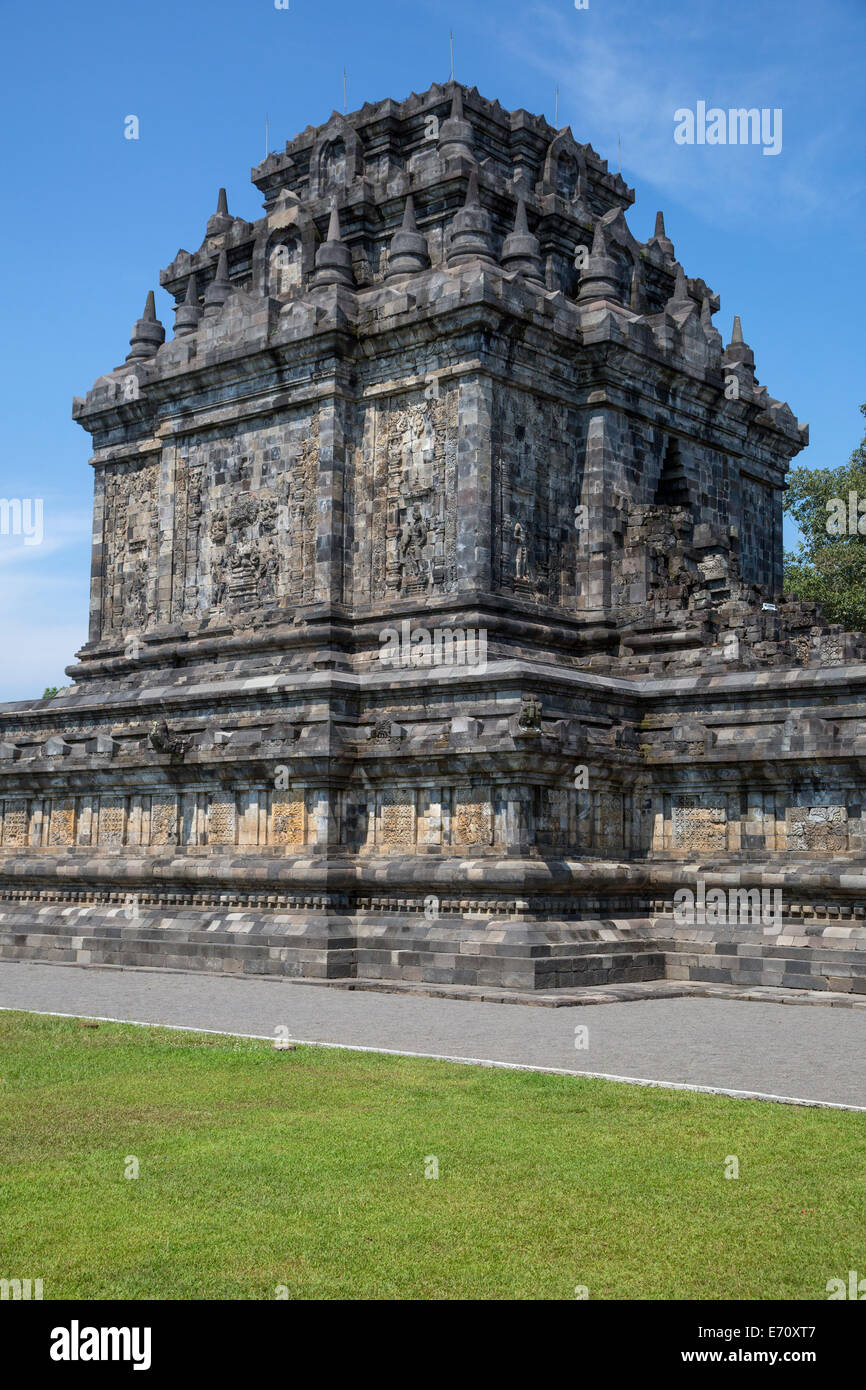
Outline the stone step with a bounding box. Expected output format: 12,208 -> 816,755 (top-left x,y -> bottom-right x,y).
3,897 -> 864,994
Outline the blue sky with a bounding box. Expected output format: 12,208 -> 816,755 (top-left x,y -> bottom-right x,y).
0,0 -> 863,701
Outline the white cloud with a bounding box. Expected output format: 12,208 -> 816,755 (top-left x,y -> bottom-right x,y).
499,1 -> 859,225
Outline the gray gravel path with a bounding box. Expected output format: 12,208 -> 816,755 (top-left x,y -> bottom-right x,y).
1,961 -> 865,1109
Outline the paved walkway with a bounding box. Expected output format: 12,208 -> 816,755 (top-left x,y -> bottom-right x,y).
1,961 -> 865,1109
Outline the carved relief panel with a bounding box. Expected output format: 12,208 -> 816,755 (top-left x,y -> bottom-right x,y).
171,412 -> 319,622
671,796 -> 727,852
543,787 -> 571,849
786,805 -> 848,853
101,461 -> 159,636
453,792 -> 493,847
150,796 -> 179,846
171,456 -> 205,622
48,798 -> 76,847
271,793 -> 306,846
98,798 -> 126,847
1,800 -> 29,848
208,795 -> 237,846
378,789 -> 416,847
359,388 -> 458,603
282,413 -> 319,606
492,388 -> 577,606
597,791 -> 624,854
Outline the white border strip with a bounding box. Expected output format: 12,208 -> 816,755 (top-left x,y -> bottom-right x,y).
3,1005 -> 864,1112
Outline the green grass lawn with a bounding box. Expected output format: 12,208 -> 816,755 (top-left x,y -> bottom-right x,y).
0,1009 -> 863,1300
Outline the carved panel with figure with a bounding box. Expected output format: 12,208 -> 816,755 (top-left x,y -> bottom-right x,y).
453,794 -> 493,847
358,388 -> 457,604
491,387 -> 577,606
102,461 -> 159,636
163,413 -> 319,622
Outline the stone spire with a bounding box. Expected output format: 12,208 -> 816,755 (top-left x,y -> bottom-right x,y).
438,83 -> 476,163
174,271 -> 202,336
577,220 -> 620,304
665,263 -> 694,313
629,262 -> 647,314
500,198 -> 544,284
446,169 -> 496,267
723,315 -> 755,374
206,187 -> 233,239
125,290 -> 165,360
700,295 -> 723,356
202,250 -> 232,313
312,204 -> 356,287
386,195 -> 430,280
648,210 -> 675,260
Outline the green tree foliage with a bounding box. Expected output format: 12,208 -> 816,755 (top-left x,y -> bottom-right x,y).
783,404 -> 866,633
41,687 -> 60,700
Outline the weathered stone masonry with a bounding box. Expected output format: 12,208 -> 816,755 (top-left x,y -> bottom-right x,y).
2,82 -> 866,994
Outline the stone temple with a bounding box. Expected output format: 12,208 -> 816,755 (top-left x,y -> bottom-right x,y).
2,82 -> 866,997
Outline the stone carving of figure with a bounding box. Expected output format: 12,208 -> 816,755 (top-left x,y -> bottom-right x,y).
229,497 -> 258,531
514,522 -> 529,581
401,503 -> 429,583
409,411 -> 426,458
125,555 -> 149,625
556,152 -> 579,201
212,560 -> 227,608
258,498 -> 277,534
321,139 -> 347,190
210,513 -> 228,545
228,541 -> 259,602
258,541 -> 280,601
148,720 -> 191,759
397,407 -> 432,491
188,472 -> 204,521
518,695 -> 542,731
